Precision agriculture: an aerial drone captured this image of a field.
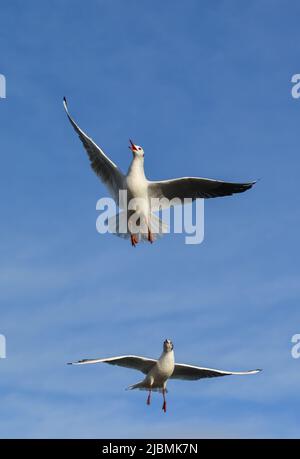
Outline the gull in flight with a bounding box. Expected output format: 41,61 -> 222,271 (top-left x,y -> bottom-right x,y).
68,339 -> 261,412
63,98 -> 256,246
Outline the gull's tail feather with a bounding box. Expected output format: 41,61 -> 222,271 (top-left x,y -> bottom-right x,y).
126,381 -> 146,391
106,212 -> 168,242
146,213 -> 169,240
126,382 -> 168,393
135,213 -> 168,243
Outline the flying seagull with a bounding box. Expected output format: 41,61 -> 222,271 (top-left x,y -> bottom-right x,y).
68,339 -> 261,412
63,98 -> 256,246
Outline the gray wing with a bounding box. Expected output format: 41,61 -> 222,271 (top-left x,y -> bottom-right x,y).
63,97 -> 124,201
170,363 -> 262,381
148,177 -> 255,207
68,355 -> 157,375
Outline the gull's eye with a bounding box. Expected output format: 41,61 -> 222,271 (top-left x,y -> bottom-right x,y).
138,147 -> 141,150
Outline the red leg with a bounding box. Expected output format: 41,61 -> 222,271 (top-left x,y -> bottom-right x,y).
147,390 -> 151,406
162,389 -> 167,413
130,234 -> 138,247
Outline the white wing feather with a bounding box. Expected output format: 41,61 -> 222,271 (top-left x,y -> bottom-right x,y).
170,363 -> 262,380
68,355 -> 157,375
148,177 -> 255,209
63,97 -> 124,201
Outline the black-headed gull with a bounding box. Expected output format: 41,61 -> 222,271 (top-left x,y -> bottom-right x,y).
63,98 -> 256,246
68,339 -> 261,412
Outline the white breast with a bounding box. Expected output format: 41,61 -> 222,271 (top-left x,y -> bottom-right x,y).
149,351 -> 175,386
125,157 -> 149,215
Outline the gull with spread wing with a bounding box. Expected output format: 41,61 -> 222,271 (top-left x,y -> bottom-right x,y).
68,339 -> 261,412
63,98 -> 256,246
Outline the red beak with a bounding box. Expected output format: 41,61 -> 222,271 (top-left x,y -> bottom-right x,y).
129,139 -> 138,151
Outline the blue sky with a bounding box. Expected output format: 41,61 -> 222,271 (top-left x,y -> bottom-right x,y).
0,0 -> 300,438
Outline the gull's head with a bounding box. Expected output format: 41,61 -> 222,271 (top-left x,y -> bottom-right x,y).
163,339 -> 174,352
129,139 -> 144,158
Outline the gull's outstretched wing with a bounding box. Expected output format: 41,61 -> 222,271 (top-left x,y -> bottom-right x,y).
148,177 -> 255,208
170,363 -> 261,380
68,355 -> 157,375
63,97 -> 124,201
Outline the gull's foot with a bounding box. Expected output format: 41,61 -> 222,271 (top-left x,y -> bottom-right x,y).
148,229 -> 154,244
131,234 -> 139,247
162,400 -> 167,413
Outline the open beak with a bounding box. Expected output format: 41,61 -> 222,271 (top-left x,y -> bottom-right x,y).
129,139 -> 138,152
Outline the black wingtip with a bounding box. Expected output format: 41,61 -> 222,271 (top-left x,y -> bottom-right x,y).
67,362 -> 73,365
249,179 -> 261,187
243,181 -> 257,191
63,96 -> 67,106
